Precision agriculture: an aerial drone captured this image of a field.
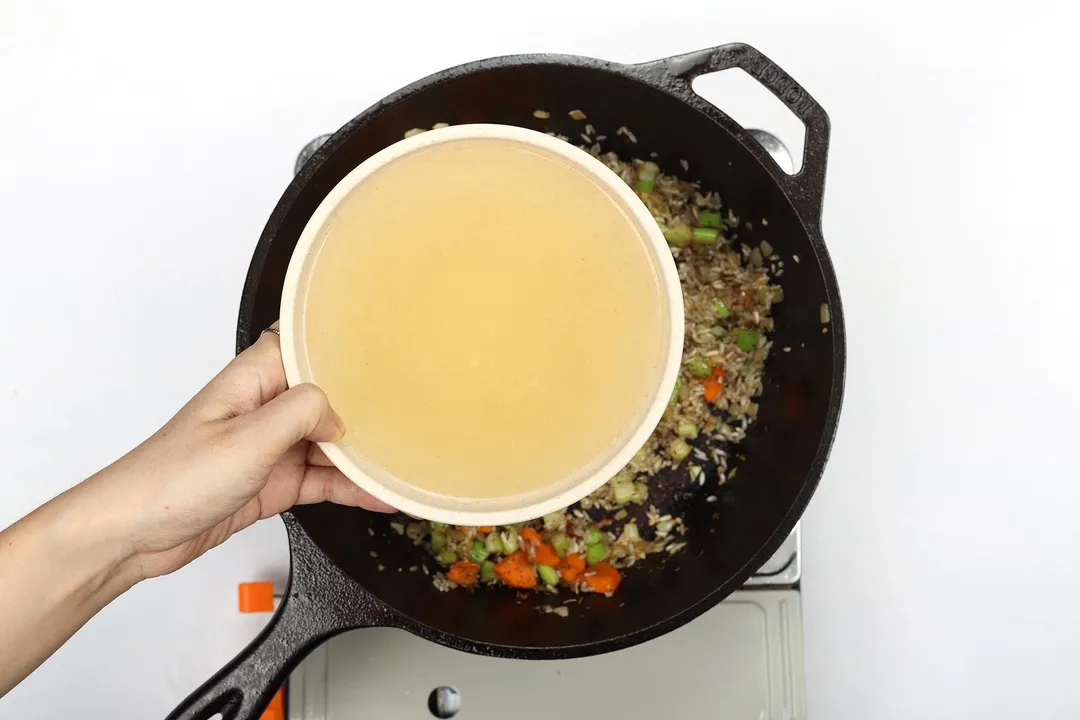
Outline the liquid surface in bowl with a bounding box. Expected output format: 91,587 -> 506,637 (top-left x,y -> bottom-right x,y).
301,136 -> 666,500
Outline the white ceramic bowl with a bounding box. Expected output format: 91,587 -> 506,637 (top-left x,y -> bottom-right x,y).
280,123 -> 684,525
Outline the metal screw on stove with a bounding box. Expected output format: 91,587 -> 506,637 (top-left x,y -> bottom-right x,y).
747,128 -> 794,174
295,133 -> 332,176
427,685 -> 461,718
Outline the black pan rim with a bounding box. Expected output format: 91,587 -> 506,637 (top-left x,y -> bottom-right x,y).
238,47 -> 846,659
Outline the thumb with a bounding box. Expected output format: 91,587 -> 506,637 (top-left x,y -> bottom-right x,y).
238,383 -> 347,457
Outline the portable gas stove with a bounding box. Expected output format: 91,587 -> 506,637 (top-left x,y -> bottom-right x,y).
279,130 -> 806,720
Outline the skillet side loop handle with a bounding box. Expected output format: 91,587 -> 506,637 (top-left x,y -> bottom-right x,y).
165,513 -> 393,720
652,42 -> 831,225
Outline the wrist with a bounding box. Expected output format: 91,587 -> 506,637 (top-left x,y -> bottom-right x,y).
50,473 -> 146,591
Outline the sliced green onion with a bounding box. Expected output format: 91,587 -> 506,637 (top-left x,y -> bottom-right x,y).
612,475 -> 636,504
677,421 -> 699,439
636,178 -> 655,193
552,532 -> 570,558
669,377 -> 682,407
500,530 -> 519,555
687,355 -> 711,378
699,211 -> 722,228
436,550 -> 458,566
713,299 -> 730,319
480,560 -> 496,583
586,543 -> 609,566
663,222 -> 693,246
691,227 -> 720,245
669,438 -> 692,463
537,564 -> 560,585
430,531 -> 446,553
584,527 -> 604,546
737,330 -> 760,352
485,532 -> 502,554
467,540 -> 490,564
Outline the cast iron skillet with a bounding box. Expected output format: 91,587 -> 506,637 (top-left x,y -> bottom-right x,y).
167,42 -> 845,720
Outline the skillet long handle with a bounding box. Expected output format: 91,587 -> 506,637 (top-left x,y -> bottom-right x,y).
165,513 -> 394,720
642,42 -> 831,226
164,586 -> 325,720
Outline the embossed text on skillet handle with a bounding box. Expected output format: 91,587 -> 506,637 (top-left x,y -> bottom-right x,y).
641,42 -> 831,227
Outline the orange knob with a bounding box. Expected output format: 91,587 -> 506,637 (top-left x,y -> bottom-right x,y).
259,687 -> 284,720
238,582 -> 275,613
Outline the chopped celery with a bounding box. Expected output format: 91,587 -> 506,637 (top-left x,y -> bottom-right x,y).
586,543 -> 609,566
737,330 -> 760,352
499,530 -> 519,555
436,550 -> 458,566
584,527 -> 604,546
669,377 -> 682,407
467,540 -> 490,564
687,355 -> 711,378
699,211 -> 722,228
691,227 -> 720,245
677,421 -> 699,439
612,475 -> 636,504
479,560 -> 496,583
669,438 -> 692,463
430,531 -> 446,553
663,223 -> 693,246
552,532 -> 570,558
537,564 -> 560,585
712,299 -> 730,318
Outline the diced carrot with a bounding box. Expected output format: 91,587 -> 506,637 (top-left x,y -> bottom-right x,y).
534,544 -> 560,567
703,377 -> 723,403
743,293 -> 751,308
519,527 -> 561,567
558,553 -> 586,583
477,526 -> 493,534
580,562 -> 622,594
446,560 -> 479,587
519,527 -> 543,547
494,551 -> 537,589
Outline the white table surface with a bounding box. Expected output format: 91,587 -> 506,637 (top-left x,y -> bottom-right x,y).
2,1 -> 1078,718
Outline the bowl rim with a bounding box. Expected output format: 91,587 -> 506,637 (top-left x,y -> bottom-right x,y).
279,123 -> 684,525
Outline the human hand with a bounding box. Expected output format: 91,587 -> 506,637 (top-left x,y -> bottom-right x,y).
92,324 -> 394,581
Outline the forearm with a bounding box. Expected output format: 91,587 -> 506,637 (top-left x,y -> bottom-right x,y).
0,475 -> 140,696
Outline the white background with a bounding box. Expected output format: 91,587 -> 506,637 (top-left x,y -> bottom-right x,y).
2,0 -> 1079,718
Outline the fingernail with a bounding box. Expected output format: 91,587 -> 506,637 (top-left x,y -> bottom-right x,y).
330,410 -> 347,442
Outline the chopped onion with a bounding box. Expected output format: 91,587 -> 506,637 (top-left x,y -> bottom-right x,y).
612,475 -> 636,504
543,511 -> 566,531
